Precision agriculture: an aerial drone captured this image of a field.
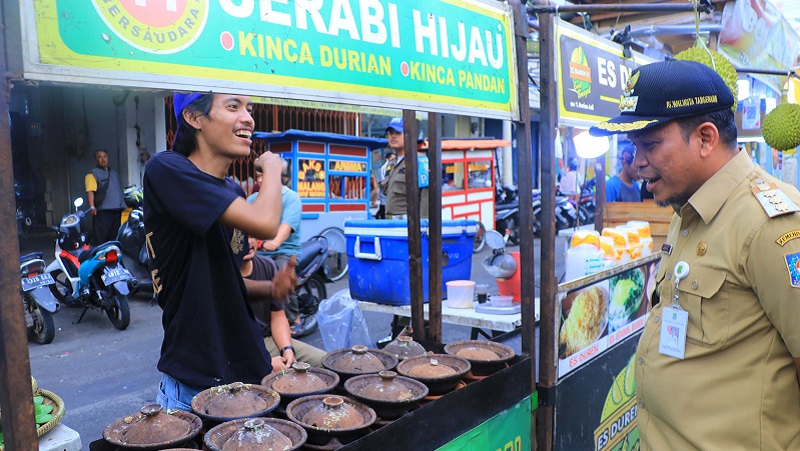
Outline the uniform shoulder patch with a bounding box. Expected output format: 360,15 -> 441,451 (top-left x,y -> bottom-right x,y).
751,183 -> 800,218
785,251 -> 800,288
777,230 -> 800,246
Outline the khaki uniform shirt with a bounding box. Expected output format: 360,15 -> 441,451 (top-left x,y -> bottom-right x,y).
636,151 -> 800,450
384,156 -> 428,218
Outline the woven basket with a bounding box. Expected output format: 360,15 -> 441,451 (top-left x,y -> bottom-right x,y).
36,389 -> 65,437
31,376 -> 38,394
0,387 -> 67,451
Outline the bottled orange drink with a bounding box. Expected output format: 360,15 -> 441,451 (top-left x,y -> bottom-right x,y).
626,220 -> 651,239
571,230 -> 601,249
601,228 -> 628,247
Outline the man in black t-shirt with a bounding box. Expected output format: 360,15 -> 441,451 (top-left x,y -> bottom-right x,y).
145,92 -> 287,411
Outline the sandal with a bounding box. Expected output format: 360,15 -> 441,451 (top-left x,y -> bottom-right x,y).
290,316 -> 318,339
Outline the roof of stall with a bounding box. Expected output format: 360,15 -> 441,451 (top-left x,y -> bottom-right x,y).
253,129 -> 388,150
439,138 -> 511,150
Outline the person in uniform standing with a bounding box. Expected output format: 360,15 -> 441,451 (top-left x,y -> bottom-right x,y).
381,117 -> 428,219
375,152 -> 396,219
591,60 -> 800,450
85,149 -> 125,245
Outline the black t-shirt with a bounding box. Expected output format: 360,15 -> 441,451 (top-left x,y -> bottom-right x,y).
243,254 -> 285,337
143,151 -> 271,388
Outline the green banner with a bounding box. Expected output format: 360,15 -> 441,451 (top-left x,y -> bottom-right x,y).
25,0 -> 518,119
437,396 -> 532,451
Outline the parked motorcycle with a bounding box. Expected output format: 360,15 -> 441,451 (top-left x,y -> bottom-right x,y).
117,185 -> 152,297
46,198 -> 133,330
20,252 -> 59,344
268,235 -> 332,338
495,185 -> 521,244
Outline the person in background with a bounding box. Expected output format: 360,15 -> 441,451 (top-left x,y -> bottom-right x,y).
606,144 -> 642,202
375,152 -> 396,219
146,92 -> 286,411
558,157 -> 584,200
248,160 -> 310,338
85,149 -> 125,245
381,117 -> 429,219
370,175 -> 380,215
590,59 -> 800,450
241,236 -> 325,368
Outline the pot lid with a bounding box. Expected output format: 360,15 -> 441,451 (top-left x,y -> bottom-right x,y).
263,362 -> 338,395
286,395 -> 376,433
396,354 -> 472,381
191,382 -> 280,423
443,340 -> 516,364
205,418 -> 307,451
345,371 -> 428,403
103,404 -> 202,449
382,336 -> 427,361
322,346 -> 398,376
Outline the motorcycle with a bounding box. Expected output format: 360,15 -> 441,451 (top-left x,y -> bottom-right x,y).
117,185 -> 152,297
495,185 -> 521,245
46,198 -> 133,330
20,252 -> 59,344
268,235 -> 332,338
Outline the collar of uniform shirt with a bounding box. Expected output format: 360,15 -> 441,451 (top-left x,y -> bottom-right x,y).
686,150 -> 753,225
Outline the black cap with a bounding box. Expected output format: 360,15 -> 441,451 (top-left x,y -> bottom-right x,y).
590,60 -> 735,136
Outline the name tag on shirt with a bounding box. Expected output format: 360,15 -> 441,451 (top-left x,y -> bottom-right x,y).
659,306 -> 688,359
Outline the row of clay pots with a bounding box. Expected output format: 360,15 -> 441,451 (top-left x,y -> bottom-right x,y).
101,341 -> 515,450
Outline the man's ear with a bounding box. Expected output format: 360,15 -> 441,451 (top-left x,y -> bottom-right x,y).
182,109 -> 203,130
697,122 -> 720,158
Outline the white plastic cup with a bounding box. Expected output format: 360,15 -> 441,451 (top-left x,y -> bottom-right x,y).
492,295 -> 513,307
446,280 -> 476,309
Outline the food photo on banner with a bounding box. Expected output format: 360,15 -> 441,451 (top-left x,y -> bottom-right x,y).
555,334 -> 641,451
557,260 -> 657,377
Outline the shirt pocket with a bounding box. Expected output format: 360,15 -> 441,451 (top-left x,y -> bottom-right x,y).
679,268 -> 729,348
389,174 -> 406,195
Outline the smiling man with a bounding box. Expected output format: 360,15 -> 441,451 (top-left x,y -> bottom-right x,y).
144,93 -> 286,411
591,60 -> 800,450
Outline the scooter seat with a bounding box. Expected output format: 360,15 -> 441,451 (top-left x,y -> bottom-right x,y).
79,241 -> 122,263
297,237 -> 328,271
20,252 -> 43,263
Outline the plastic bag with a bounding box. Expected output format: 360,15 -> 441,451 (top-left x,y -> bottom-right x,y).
316,289 -> 372,351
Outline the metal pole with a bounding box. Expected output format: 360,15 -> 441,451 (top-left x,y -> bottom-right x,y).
528,3 -> 700,13
427,113 -> 443,343
403,110 -> 425,342
0,0 -> 38,446
510,0 -> 537,447
536,4 -> 558,451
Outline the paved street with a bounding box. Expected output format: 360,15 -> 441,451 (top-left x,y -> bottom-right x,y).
21,232 -> 565,444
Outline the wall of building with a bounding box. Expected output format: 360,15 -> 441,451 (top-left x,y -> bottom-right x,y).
10,85 -> 162,227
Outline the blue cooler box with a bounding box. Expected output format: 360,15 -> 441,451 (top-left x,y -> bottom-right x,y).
345,219 -> 476,305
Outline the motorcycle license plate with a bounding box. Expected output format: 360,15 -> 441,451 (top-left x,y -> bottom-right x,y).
21,273 -> 55,292
101,267 -> 131,285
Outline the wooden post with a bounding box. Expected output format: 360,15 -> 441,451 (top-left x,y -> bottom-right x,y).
403,110 -> 425,342
536,4 -> 558,450
0,0 -> 39,447
427,113 -> 443,343
510,0 -> 538,447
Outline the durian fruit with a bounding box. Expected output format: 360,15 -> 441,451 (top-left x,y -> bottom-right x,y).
762,96 -> 800,151
676,44 -> 739,112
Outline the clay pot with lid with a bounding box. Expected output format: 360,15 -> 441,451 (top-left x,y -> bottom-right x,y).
286,395 -> 376,447
190,382 -> 280,426
344,370 -> 428,420
382,335 -> 428,361
321,345 -> 398,382
260,362 -> 339,411
396,354 -> 471,396
103,404 -> 203,450
204,417 -> 307,451
444,340 -> 515,376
